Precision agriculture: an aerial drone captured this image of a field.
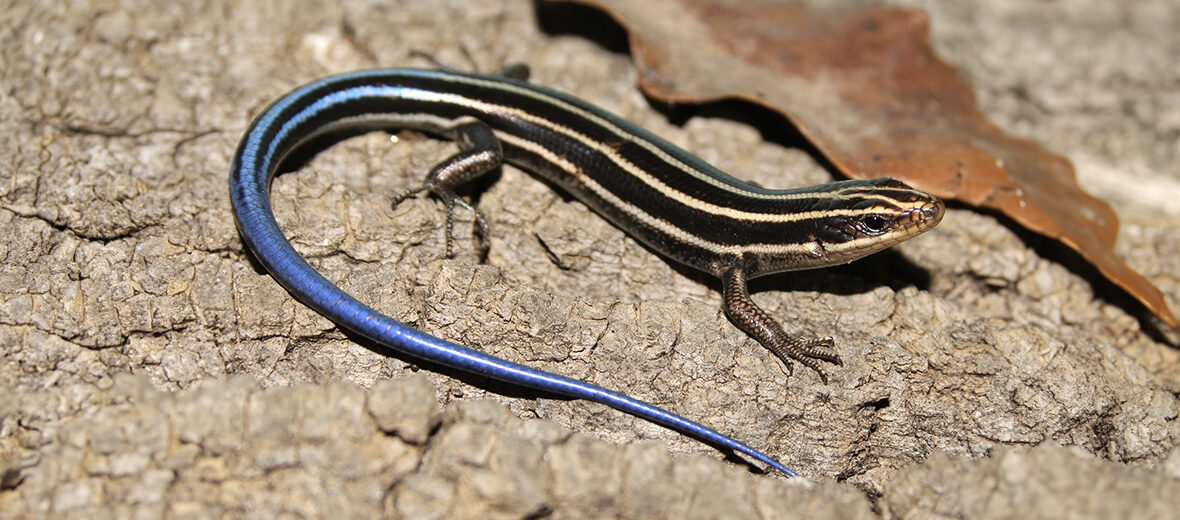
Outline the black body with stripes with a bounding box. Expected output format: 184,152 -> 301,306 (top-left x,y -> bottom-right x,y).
242,68 -> 944,383
257,69 -> 944,280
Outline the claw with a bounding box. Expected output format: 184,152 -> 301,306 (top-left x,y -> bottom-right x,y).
393,183 -> 488,259
392,185 -> 430,207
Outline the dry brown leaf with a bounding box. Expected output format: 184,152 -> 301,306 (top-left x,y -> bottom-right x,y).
554,0 -> 1177,329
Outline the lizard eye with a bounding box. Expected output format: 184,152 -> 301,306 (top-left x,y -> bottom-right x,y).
858,215 -> 891,235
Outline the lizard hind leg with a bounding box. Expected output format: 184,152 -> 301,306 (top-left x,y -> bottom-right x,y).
391,119 -> 502,258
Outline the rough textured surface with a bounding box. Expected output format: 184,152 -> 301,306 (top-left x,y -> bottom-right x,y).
881,443 -> 1180,519
1,375 -> 875,518
1,0 -> 1177,517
